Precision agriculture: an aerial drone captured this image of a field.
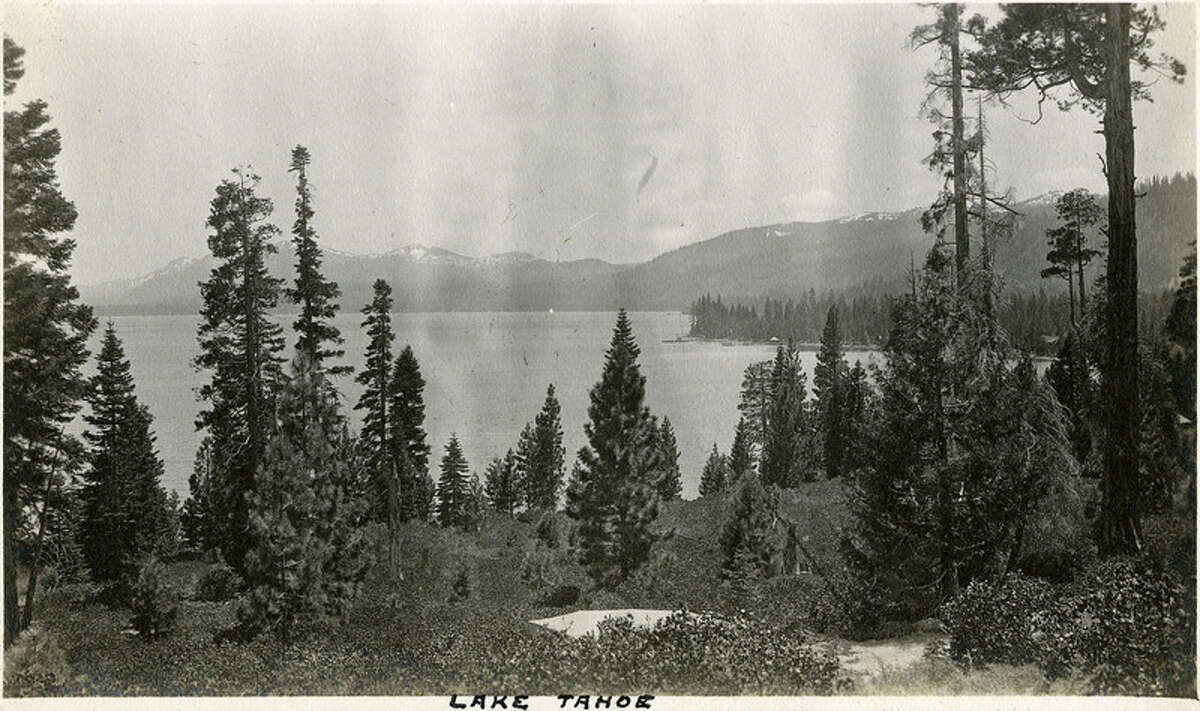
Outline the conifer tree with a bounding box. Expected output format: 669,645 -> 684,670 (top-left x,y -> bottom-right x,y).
655,417 -> 683,501
813,306 -> 848,478
970,3 -> 1186,556
355,279 -> 394,521
566,310 -> 664,587
840,361 -> 873,476
718,472 -> 778,582
524,384 -> 566,511
698,444 -> 729,498
181,439 -> 217,551
4,36 -> 97,645
485,449 -> 522,516
462,473 -> 486,533
728,417 -> 754,485
389,345 -> 431,518
436,435 -> 470,528
193,166 -> 285,573
238,355 -> 371,640
760,342 -> 814,487
285,146 -> 349,377
78,324 -> 173,584
845,245 -> 1074,613
737,360 -> 774,461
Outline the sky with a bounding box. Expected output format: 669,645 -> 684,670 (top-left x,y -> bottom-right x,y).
5,2 -> 1196,286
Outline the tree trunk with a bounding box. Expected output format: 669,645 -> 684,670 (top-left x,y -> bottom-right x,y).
1076,225 -> 1089,312
1099,3 -> 1142,557
4,485 -> 20,648
20,460 -> 60,631
947,3 -> 969,273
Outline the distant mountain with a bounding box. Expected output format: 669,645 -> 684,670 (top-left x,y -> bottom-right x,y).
79,175 -> 1195,314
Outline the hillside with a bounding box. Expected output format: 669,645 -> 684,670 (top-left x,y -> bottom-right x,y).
79,175 -> 1195,314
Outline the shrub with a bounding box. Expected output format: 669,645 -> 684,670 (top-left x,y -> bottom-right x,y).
534,513 -> 559,549
129,556 -> 179,640
450,562 -> 472,601
537,584 -> 580,608
940,573 -> 1056,668
194,559 -> 241,602
942,559 -> 1196,696
1039,557 -> 1195,695
520,549 -> 559,590
3,624 -> 72,696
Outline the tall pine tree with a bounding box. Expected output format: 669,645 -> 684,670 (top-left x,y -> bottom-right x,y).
566,310 -> 664,587
193,166 -> 285,573
655,417 -> 683,500
813,306 -> 848,478
239,354 -> 371,640
524,384 -> 566,511
485,449 -> 522,516
760,342 -> 815,487
285,145 -> 348,377
78,324 -> 173,584
355,279 -> 394,522
436,435 -> 470,528
728,417 -> 754,485
4,36 -> 97,645
698,444 -> 729,498
389,345 -> 432,520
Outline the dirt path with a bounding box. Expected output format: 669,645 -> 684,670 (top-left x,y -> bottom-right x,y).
827,634 -> 942,678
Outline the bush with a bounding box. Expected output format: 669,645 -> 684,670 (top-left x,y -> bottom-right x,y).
194,560 -> 241,602
941,573 -> 1056,668
3,624 -> 72,696
129,556 -> 179,640
436,610 -> 844,694
942,559 -> 1196,696
450,562 -> 472,601
537,585 -> 580,608
534,513 -> 559,549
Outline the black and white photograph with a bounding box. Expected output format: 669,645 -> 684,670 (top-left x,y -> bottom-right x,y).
2,1 -> 1196,702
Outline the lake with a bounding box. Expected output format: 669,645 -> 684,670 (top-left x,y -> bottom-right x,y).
83,311 -> 884,500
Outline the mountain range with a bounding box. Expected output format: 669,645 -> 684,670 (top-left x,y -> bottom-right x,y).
79,175 -> 1196,315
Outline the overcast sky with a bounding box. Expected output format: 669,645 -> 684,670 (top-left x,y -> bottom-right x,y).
5,3 -> 1195,286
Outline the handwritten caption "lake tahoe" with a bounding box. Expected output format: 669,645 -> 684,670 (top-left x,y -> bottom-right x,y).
449,695 -> 655,709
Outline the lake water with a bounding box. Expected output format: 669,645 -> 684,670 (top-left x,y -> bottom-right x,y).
83,312 -> 883,500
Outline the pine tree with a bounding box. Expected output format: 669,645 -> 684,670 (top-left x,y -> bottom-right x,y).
238,354 -> 371,640
566,310 -> 664,587
3,36 -> 98,645
484,449 -> 522,516
698,444 -> 729,498
389,345 -> 431,519
78,324 -> 173,584
813,306 -> 848,478
840,361 -> 872,476
845,245 -> 1074,614
728,417 -> 754,485
193,166 -> 286,573
655,417 -> 683,500
524,384 -> 566,511
737,360 -> 774,462
760,342 -> 814,487
970,3 -> 1186,556
355,279 -> 394,522
181,438 -> 217,551
718,472 -> 778,581
462,473 -> 486,533
285,145 -> 349,377
436,435 -> 470,528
